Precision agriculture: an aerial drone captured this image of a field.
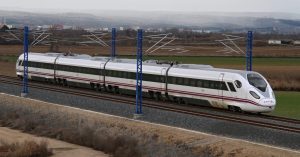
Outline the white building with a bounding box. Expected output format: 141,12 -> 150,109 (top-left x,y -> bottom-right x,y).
293,40 -> 300,45
268,40 -> 281,45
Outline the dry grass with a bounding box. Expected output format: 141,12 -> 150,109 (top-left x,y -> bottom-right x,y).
0,45 -> 300,57
256,66 -> 300,91
0,140 -> 52,157
0,103 -> 225,157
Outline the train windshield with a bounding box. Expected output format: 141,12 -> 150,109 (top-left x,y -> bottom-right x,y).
247,73 -> 267,92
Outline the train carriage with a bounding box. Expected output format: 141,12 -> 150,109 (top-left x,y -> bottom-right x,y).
55,55 -> 109,89
16,53 -> 58,82
16,52 -> 276,113
104,59 -> 169,97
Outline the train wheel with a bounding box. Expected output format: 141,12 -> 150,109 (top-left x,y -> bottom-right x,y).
173,96 -> 179,103
155,92 -> 161,101
114,86 -> 119,94
179,98 -> 187,105
148,91 -> 154,99
228,106 -> 242,112
96,84 -> 101,92
108,85 -> 113,92
90,83 -> 95,90
63,79 -> 68,87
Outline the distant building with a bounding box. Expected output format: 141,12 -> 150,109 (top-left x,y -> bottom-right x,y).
0,24 -> 10,31
50,24 -> 64,30
63,25 -> 73,30
293,40 -> 300,45
41,25 -> 51,30
268,40 -> 281,45
119,27 -> 124,31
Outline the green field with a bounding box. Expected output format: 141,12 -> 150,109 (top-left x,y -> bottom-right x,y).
0,55 -> 18,62
125,56 -> 300,66
269,92 -> 300,119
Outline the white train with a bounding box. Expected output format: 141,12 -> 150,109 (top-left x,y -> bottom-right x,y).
16,52 -> 276,113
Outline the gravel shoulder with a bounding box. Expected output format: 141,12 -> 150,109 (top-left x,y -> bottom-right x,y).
0,127 -> 108,157
0,93 -> 299,157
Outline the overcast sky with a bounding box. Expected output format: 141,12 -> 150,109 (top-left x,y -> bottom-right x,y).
1,0 -> 300,14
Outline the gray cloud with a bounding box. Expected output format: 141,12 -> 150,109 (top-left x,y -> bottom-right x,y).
0,0 -> 299,13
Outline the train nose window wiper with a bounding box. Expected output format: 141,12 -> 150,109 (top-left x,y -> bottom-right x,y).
247,73 -> 267,92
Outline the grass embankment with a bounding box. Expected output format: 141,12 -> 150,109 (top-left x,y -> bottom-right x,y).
0,55 -> 18,63
0,140 -> 52,157
269,92 -> 300,119
0,95 -> 225,157
1,94 -> 299,157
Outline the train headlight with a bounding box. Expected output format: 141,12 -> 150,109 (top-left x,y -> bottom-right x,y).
250,91 -> 260,99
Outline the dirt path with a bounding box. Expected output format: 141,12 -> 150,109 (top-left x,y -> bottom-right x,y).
0,127 -> 108,157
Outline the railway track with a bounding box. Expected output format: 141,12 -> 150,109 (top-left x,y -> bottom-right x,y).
0,75 -> 300,134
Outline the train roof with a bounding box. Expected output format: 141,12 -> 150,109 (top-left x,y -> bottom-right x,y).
169,65 -> 252,79
22,52 -> 256,78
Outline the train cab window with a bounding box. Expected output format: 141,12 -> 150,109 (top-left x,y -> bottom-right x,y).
18,60 -> 22,66
220,82 -> 228,91
247,73 -> 267,92
227,82 -> 237,92
234,80 -> 242,88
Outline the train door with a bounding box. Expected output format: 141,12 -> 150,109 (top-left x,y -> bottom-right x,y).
161,68 -> 167,93
100,63 -> 105,83
16,59 -> 21,72
218,73 -> 225,104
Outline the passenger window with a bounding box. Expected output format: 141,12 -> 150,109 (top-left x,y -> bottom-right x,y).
234,80 -> 242,88
197,80 -> 203,87
184,78 -> 189,86
190,79 -> 196,86
177,78 -> 183,85
161,76 -> 165,83
227,82 -> 237,92
203,81 -> 209,88
220,82 -> 228,91
172,77 -> 176,84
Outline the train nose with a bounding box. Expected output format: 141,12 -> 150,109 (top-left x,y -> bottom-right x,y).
259,98 -> 276,107
257,98 -> 276,112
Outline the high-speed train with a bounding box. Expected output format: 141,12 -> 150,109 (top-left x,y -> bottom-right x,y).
16,52 -> 276,113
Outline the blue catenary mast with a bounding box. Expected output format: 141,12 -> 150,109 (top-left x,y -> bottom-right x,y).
22,26 -> 29,96
246,31 -> 253,71
135,29 -> 143,115
111,28 -> 116,58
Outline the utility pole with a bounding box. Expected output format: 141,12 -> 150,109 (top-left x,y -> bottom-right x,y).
21,26 -> 29,97
246,31 -> 253,71
111,28 -> 116,58
134,29 -> 143,119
